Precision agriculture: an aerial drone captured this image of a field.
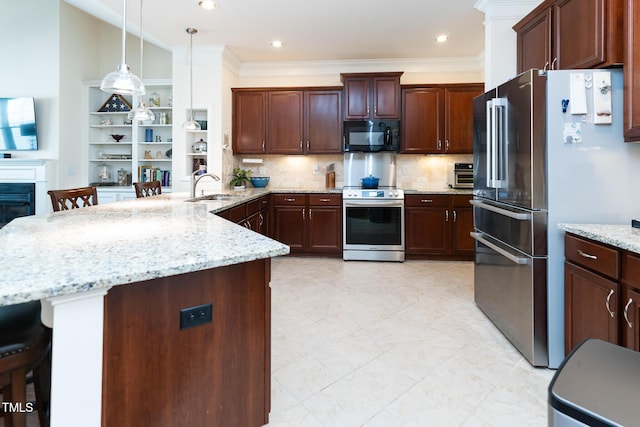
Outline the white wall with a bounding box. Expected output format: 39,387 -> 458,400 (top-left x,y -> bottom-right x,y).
0,1 -> 61,164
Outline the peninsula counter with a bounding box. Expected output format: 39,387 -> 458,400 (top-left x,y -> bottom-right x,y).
0,193 -> 289,427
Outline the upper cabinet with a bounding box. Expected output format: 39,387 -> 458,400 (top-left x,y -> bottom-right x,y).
340,72 -> 403,120
400,84 -> 483,154
624,0 -> 640,141
514,0 -> 623,73
232,88 -> 342,155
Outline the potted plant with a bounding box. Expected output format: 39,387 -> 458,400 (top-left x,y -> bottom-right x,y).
230,167 -> 252,190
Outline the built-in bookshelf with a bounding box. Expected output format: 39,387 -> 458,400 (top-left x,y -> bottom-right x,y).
184,108 -> 209,175
87,80 -> 173,201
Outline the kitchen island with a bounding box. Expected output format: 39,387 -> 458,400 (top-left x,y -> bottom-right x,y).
0,193 -> 289,427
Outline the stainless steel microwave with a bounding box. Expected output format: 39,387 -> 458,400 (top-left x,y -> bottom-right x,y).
343,120 -> 400,152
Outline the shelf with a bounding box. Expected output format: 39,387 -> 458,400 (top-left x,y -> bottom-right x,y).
88,81 -> 173,196
186,152 -> 207,157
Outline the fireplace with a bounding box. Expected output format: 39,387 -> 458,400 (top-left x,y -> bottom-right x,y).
0,182 -> 35,228
0,160 -> 48,228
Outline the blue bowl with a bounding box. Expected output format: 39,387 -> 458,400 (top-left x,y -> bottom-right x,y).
250,177 -> 270,188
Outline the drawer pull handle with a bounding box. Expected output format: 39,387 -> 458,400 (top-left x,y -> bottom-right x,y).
606,289 -> 615,318
421,199 -> 433,203
319,198 -> 331,202
285,198 -> 296,202
577,249 -> 597,260
624,298 -> 634,329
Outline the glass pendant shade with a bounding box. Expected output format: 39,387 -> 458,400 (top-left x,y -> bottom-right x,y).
182,118 -> 201,131
128,102 -> 155,121
100,0 -> 145,96
101,64 -> 145,96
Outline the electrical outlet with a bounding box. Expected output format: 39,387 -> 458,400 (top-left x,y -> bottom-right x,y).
179,303 -> 212,330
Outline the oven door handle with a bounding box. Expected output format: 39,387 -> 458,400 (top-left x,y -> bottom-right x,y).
469,199 -> 531,221
470,232 -> 529,265
344,200 -> 403,207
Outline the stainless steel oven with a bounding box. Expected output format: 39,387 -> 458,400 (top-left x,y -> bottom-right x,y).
343,188 -> 404,262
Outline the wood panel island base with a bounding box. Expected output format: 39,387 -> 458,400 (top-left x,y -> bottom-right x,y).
102,259 -> 271,427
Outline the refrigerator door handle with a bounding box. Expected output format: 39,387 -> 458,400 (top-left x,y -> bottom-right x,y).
471,232 -> 530,265
470,199 -> 532,220
487,98 -> 508,189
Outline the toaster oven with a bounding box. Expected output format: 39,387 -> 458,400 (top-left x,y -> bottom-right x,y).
447,163 -> 473,189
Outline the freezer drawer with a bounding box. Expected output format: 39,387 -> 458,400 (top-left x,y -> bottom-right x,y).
473,232 -> 548,366
549,339 -> 640,426
472,197 -> 547,256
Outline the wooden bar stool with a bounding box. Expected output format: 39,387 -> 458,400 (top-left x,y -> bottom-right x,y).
0,301 -> 51,427
133,181 -> 162,198
47,187 -> 98,212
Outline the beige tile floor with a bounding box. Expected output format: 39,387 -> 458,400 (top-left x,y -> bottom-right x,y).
10,257 -> 555,427
268,257 -> 556,427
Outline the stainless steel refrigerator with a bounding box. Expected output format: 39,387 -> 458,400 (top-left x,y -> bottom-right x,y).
472,69 -> 640,368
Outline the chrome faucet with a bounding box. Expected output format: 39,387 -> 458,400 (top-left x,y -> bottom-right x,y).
190,170 -> 221,198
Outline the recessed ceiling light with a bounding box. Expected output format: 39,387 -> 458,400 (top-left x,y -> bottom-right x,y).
199,0 -> 217,10
436,35 -> 449,43
270,40 -> 284,48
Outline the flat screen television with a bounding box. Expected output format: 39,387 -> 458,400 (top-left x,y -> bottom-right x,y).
0,97 -> 38,150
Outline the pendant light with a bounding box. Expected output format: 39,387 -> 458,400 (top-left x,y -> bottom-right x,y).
101,0 -> 146,96
128,0 -> 154,121
182,28 -> 201,131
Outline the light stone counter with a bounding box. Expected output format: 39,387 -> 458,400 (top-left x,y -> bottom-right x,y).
559,223 -> 640,255
0,192 -> 289,307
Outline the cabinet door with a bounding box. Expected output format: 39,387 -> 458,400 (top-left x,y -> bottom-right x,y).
372,76 -> 401,119
444,86 -> 483,154
622,287 -> 640,351
565,261 -> 619,354
273,205 -> 305,251
555,0 -> 623,69
307,206 -> 341,254
268,91 -> 304,154
343,78 -> 370,120
304,90 -> 342,154
515,5 -> 553,73
624,0 -> 640,141
451,196 -> 474,256
405,207 -> 449,255
400,88 -> 442,154
233,91 -> 266,154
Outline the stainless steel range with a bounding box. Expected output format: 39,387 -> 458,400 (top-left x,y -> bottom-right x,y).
342,152 -> 405,262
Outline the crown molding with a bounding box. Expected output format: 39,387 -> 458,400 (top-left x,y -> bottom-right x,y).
474,0 -> 542,20
237,55 -> 484,78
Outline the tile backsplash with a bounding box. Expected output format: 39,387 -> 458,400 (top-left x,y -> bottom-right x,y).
234,153 -> 472,190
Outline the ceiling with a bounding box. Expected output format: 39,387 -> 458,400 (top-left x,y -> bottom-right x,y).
65,0 -> 486,63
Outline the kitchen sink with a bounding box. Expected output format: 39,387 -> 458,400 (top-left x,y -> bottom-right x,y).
185,193 -> 244,202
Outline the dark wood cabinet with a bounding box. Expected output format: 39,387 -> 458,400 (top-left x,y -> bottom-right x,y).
233,88 -> 342,154
304,90 -> 342,154
451,195 -> 474,256
621,253 -> 640,351
307,194 -> 342,253
401,84 -> 482,154
233,91 -> 266,154
268,91 -> 304,154
272,193 -> 342,256
564,261 -> 619,354
405,194 -> 473,260
217,195 -> 270,236
624,0 -> 640,141
514,0 -> 623,73
341,72 -> 402,120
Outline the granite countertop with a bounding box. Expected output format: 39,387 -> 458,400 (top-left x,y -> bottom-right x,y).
0,192 -> 290,307
559,223 -> 640,255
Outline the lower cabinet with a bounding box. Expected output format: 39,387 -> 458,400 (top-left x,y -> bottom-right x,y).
272,193 -> 342,256
404,194 -> 473,260
217,195 -> 270,236
564,233 -> 640,355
